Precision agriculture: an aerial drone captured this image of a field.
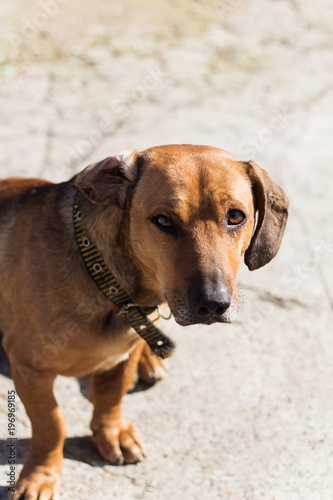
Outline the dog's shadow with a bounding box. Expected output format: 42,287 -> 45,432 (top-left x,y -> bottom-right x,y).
0,434 -> 110,468
0,434 -> 111,499
0,342 -> 12,378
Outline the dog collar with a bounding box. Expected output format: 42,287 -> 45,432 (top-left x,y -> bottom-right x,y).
73,190 -> 175,359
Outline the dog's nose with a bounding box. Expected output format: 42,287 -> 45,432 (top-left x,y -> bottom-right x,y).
193,287 -> 231,318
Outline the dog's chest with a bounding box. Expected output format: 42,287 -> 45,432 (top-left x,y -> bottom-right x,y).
92,352 -> 130,373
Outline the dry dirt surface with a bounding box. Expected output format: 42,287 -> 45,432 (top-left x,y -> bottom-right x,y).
1,1 -> 333,499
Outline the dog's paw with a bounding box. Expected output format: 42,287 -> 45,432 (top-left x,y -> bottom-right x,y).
8,468 -> 60,500
138,344 -> 169,384
93,418 -> 145,465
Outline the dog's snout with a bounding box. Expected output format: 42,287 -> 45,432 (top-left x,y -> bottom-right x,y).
192,286 -> 231,319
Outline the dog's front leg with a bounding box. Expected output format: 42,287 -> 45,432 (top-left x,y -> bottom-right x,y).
9,368 -> 66,500
90,342 -> 146,465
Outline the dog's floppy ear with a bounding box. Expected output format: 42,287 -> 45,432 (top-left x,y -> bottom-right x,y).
75,151 -> 138,208
244,161 -> 289,271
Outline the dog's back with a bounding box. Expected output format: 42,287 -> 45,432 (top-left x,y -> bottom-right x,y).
0,179 -> 54,329
0,178 -> 53,261
0,178 -> 53,236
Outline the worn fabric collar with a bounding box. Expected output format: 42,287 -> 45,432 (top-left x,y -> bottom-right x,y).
73,190 -> 175,359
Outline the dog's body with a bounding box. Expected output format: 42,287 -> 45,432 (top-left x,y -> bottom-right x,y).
1,145 -> 288,499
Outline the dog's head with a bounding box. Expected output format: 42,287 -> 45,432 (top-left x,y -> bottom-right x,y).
75,145 -> 288,326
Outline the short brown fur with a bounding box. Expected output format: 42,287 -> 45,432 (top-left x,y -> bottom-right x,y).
1,145 -> 288,499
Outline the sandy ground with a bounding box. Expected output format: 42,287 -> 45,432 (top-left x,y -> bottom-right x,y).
0,1 -> 333,499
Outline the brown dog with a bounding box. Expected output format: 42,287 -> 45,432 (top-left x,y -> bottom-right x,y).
0,144 -> 288,499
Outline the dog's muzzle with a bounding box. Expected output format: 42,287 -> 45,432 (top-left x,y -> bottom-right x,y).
166,285 -> 238,327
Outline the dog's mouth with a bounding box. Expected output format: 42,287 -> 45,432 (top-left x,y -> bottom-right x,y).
174,315 -> 234,327
169,301 -> 239,327
163,285 -> 239,328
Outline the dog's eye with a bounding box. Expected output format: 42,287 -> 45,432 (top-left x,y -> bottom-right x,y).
156,215 -> 172,227
151,215 -> 177,236
227,209 -> 246,226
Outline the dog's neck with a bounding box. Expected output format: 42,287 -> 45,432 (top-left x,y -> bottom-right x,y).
76,190 -> 163,307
